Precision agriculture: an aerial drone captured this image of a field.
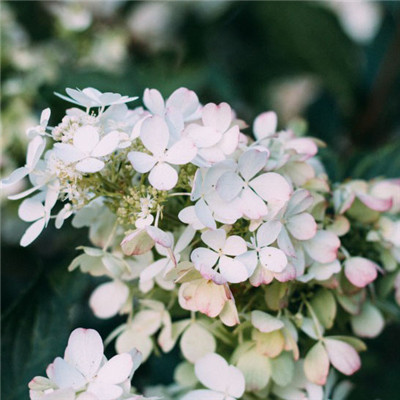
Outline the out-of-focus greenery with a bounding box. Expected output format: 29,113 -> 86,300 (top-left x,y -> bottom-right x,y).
1,1 -> 399,400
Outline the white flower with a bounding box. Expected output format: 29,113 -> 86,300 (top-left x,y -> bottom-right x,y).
54,125 -> 120,173
1,135 -> 46,188
29,328 -> 143,400
191,229 -> 249,284
55,87 -> 138,109
27,108 -> 51,139
128,115 -> 197,190
181,353 -> 245,400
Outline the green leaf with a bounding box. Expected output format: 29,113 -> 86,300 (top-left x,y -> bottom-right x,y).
1,267 -> 92,400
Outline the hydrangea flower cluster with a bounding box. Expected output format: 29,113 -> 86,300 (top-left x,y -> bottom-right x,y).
2,87 -> 399,399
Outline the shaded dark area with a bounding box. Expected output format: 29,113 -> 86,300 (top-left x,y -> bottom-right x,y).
1,1 -> 400,399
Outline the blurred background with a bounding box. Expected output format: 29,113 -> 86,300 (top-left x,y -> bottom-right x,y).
1,1 -> 400,399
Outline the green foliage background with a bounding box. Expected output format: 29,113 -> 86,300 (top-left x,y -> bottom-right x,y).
1,1 -> 400,399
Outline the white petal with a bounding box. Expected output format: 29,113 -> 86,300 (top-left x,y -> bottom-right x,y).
259,247 -> 288,273
140,258 -> 168,284
167,87 -> 199,118
304,342 -> 329,385
201,228 -> 226,251
202,102 -> 232,132
194,198 -> 216,230
324,339 -> 361,376
26,136 -> 46,170
96,354 -> 133,384
148,162 -> 178,190
1,167 -> 28,186
219,255 -> 250,283
18,198 -> 45,222
179,205 -> 206,230
89,281 -> 129,319
64,328 -> 104,379
257,220 -> 283,247
187,125 -> 221,147
175,225 -> 196,254
143,88 -> 165,115
226,365 -> 246,398
191,248 -> 219,269
223,235 -> 247,256
181,390 -> 224,400
20,218 -> 46,247
128,151 -> 156,173
75,158 -> 105,173
344,257 -> 378,288
165,138 -> 197,165
54,143 -> 84,163
219,126 -> 240,155
86,382 -> 123,400
73,126 -> 99,153
277,227 -> 296,257
181,323 -> 216,363
140,115 -> 169,156
195,353 -> 229,392
146,225 -> 173,247
52,357 -> 86,390
238,149 -> 268,181
216,171 -> 243,202
239,187 -> 269,220
304,230 -> 340,264
285,189 -> 314,216
115,331 -> 152,361
91,131 -> 120,157
286,213 -> 317,240
351,302 -> 384,338
250,172 -> 292,214
40,108 -> 51,126
253,111 -> 277,139
251,311 -> 284,333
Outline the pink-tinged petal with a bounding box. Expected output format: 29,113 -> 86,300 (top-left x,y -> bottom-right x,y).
148,162 -> 178,190
250,264 -> 274,287
121,229 -> 154,256
87,382 -> 123,400
186,124 -> 222,147
73,126 -> 99,153
96,354 -> 133,384
238,149 -> 269,181
167,87 -> 199,118
20,218 -> 46,247
143,88 -> 165,115
304,342 -> 329,385
191,247 -> 219,269
146,225 -> 173,248
226,365 -> 246,398
277,227 -> 296,257
140,115 -> 169,156
54,143 -> 84,163
91,131 -> 120,157
223,235 -> 247,256
304,230 -> 340,264
253,111 -> 277,139
18,198 -> 44,222
201,228 -> 227,251
274,263 -> 297,282
77,393 -> 98,400
219,298 -> 240,327
239,187 -> 268,220
52,357 -> 86,390
219,255 -> 249,283
89,281 -> 129,319
202,102 -> 232,132
259,247 -> 288,273
64,328 -> 104,379
257,220 -> 283,247
195,353 -> 229,392
1,166 -> 28,186
194,198 -> 216,230
127,151 -> 156,173
75,158 -> 105,173
195,279 -> 228,317
26,136 -> 46,169
324,339 -> 361,376
250,172 -> 292,213
285,138 -> 318,160
285,189 -> 314,216
344,257 -> 378,288
181,390 -> 225,400
216,171 -> 243,202
165,138 -> 197,165
357,193 -> 392,212
251,311 -> 284,333
219,126 -> 240,155
286,212 -> 317,240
